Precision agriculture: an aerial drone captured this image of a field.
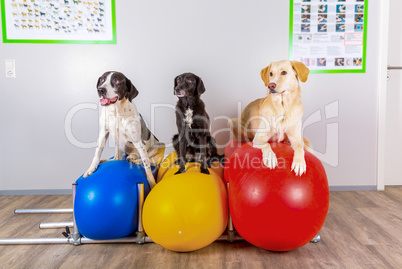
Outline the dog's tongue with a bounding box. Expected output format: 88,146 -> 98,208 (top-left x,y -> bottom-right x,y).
100,97 -> 118,105
100,98 -> 109,105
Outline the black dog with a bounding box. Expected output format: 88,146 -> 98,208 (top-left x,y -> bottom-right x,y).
172,73 -> 218,175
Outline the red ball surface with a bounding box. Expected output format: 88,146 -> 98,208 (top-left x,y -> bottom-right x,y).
227,142 -> 329,251
224,141 -> 255,183
223,139 -> 248,182
224,139 -> 244,159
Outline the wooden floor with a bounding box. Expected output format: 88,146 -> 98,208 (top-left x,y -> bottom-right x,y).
0,187 -> 401,269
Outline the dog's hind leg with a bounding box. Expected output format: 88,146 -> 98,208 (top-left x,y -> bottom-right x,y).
228,118 -> 242,140
147,140 -> 165,166
126,151 -> 142,164
228,118 -> 255,142
124,142 -> 142,164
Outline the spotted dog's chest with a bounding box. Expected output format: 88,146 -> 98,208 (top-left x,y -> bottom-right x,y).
101,105 -> 141,146
184,108 -> 193,128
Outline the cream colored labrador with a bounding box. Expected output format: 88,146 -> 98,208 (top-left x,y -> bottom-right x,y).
230,60 -> 310,176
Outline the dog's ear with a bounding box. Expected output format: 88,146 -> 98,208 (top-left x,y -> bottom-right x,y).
174,75 -> 179,95
126,78 -> 139,102
291,61 -> 310,83
260,64 -> 272,87
196,76 -> 206,96
96,76 -> 102,88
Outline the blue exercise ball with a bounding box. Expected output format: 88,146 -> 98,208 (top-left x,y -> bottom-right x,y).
74,160 -> 151,240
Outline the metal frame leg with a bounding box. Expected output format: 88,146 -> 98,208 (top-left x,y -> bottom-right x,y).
310,233 -> 321,243
135,183 -> 146,244
70,183 -> 81,246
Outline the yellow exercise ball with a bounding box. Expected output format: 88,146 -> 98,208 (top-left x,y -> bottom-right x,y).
143,152 -> 228,252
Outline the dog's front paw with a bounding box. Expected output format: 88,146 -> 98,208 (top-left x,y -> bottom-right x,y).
99,159 -> 111,164
262,148 -> 277,169
175,167 -> 186,175
291,157 -> 306,176
200,167 -> 210,175
83,167 -> 96,178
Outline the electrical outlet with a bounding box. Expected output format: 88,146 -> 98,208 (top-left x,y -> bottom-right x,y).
5,60 -> 16,78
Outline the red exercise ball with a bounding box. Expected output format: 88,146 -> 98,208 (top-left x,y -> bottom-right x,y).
224,141 -> 254,183
227,142 -> 329,251
224,138 -> 244,159
223,139 -> 246,182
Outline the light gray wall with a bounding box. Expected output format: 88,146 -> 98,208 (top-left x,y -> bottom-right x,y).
0,0 -> 381,191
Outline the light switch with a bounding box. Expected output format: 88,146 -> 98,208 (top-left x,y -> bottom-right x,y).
5,60 -> 16,78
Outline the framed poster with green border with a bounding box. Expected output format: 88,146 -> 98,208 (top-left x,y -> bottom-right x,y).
1,0 -> 116,44
289,0 -> 368,74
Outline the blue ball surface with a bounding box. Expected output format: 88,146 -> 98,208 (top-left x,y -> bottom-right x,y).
74,160 -> 151,240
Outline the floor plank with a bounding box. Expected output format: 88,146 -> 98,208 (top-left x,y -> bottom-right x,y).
0,188 -> 401,268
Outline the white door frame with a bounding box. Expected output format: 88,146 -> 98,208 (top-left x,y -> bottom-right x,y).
377,0 -> 390,191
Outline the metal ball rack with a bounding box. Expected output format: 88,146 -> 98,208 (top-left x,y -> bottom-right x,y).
0,182 -> 320,246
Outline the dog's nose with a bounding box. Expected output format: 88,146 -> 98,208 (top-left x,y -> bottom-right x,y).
268,83 -> 277,91
174,87 -> 183,95
98,88 -> 106,96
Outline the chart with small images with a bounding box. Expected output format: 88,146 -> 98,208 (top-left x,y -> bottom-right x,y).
290,0 -> 367,73
2,0 -> 116,43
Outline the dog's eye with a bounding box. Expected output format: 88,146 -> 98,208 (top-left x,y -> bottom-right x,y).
281,71 -> 287,75
99,78 -> 104,83
113,78 -> 119,84
269,72 -> 273,76
186,80 -> 194,84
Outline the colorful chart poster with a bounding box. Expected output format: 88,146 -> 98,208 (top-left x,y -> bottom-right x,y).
1,0 -> 116,44
289,0 -> 367,73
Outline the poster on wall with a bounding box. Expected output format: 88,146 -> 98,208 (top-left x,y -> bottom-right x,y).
1,0 -> 116,44
289,0 -> 367,73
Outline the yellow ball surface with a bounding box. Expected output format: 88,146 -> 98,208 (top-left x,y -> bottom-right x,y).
143,152 -> 228,252
157,151 -> 224,182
